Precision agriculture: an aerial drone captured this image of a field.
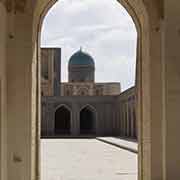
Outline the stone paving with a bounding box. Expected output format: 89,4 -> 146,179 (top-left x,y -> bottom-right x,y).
41,139 -> 137,180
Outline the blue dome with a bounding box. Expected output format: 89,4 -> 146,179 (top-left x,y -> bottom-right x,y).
69,49 -> 95,66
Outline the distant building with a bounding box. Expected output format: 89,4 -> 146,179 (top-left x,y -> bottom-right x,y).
41,48 -> 136,138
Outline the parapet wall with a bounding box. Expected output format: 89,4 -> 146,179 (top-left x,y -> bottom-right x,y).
60,82 -> 121,96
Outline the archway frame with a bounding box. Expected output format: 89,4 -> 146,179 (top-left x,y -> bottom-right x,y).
54,104 -> 72,116
54,104 -> 72,135
79,104 -> 97,134
32,0 -> 160,180
79,104 -> 97,114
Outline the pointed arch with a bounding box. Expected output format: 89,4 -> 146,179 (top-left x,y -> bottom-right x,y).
54,104 -> 71,135
31,0 -> 163,179
80,104 -> 97,135
55,104 -> 72,113
80,104 -> 97,112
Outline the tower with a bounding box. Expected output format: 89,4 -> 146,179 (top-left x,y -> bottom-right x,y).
41,48 -> 61,96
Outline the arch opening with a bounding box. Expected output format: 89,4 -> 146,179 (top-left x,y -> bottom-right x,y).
34,0 -> 151,179
55,106 -> 71,135
80,106 -> 96,135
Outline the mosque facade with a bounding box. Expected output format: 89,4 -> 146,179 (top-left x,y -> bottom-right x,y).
41,48 -> 136,138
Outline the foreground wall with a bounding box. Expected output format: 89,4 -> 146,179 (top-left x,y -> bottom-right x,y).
163,1 -> 180,178
5,3 -> 35,180
0,2 -> 7,180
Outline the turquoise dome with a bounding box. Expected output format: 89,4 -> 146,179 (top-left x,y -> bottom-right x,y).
69,49 -> 95,66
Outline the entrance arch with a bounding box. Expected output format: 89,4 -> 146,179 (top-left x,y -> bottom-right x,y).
80,105 -> 96,135
32,0 -> 163,180
55,105 -> 71,135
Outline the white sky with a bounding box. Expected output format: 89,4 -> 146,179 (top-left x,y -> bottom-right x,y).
41,0 -> 137,91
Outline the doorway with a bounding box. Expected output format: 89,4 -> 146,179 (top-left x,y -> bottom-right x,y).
55,106 -> 71,135
80,106 -> 96,135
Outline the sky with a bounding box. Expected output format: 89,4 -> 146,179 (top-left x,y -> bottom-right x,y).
41,0 -> 137,91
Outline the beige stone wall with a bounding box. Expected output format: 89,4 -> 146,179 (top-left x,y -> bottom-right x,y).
0,2 -> 7,180
163,0 -> 180,178
6,10 -> 35,180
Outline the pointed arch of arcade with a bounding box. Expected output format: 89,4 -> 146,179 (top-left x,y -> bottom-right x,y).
79,104 -> 97,135
32,0 -> 163,180
54,104 -> 72,135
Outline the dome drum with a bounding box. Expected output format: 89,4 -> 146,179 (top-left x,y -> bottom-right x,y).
68,49 -> 95,83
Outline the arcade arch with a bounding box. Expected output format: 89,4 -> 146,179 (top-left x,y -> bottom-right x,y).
54,105 -> 71,135
80,105 -> 97,135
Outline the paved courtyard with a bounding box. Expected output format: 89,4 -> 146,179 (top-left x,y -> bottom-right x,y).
41,139 -> 137,180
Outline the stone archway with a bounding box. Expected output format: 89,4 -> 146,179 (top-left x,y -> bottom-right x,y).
80,106 -> 96,135
32,0 -> 163,180
55,106 -> 71,135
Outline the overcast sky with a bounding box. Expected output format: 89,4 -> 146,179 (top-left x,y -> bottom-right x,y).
41,0 -> 137,91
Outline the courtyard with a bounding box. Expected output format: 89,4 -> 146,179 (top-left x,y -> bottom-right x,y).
41,138 -> 137,180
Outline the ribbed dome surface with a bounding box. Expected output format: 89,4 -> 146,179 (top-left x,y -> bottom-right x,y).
69,49 -> 95,66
